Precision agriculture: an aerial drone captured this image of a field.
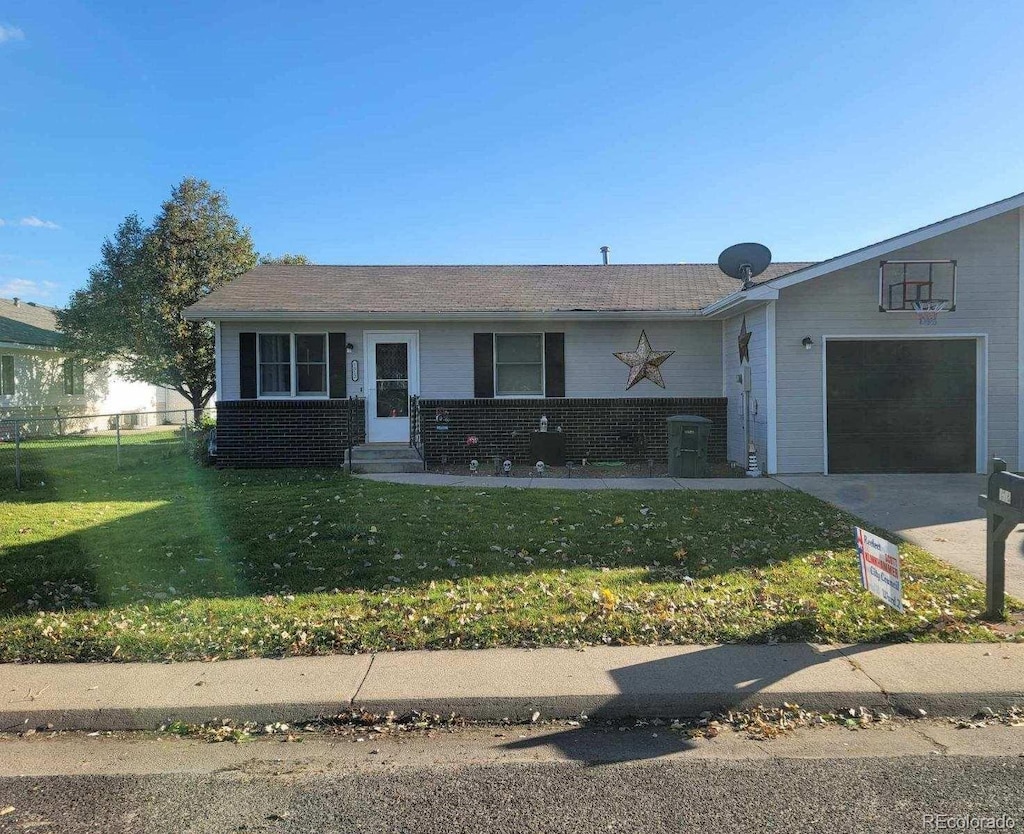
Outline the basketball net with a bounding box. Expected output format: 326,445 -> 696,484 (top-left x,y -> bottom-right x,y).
913,300 -> 948,326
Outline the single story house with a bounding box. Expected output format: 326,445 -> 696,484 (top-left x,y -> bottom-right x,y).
184,192 -> 1024,475
0,296 -> 195,433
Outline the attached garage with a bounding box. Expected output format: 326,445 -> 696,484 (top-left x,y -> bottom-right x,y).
825,338 -> 978,474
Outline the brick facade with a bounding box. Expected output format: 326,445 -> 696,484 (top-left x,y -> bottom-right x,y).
216,399 -> 365,468
418,397 -> 727,466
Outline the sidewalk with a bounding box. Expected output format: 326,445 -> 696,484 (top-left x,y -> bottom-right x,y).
356,472 -> 788,490
3,644 -> 1022,731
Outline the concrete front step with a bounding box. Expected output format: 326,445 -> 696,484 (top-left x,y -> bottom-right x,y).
349,444 -> 423,473
352,460 -> 425,474
350,444 -> 422,462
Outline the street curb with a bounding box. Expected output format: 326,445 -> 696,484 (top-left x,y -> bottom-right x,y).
2,645 -> 1023,732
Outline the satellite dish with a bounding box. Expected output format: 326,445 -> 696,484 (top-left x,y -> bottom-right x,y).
718,242 -> 772,290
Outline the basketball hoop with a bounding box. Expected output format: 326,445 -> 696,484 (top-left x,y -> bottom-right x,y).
913,300 -> 949,326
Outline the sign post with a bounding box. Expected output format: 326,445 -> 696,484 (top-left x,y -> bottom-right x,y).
977,457 -> 1024,620
854,527 -> 903,612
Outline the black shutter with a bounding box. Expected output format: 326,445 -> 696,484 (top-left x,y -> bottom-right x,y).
329,332 -> 347,399
544,332 -> 565,397
239,332 -> 257,399
473,333 -> 494,398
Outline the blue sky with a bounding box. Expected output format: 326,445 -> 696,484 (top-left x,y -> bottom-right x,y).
3,1 -> 1024,305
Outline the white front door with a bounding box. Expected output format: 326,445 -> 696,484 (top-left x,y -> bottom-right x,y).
365,331 -> 419,443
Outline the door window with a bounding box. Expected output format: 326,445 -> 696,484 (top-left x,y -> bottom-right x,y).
375,342 -> 409,417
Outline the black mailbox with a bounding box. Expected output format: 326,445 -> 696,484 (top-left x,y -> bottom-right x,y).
987,469 -> 1024,513
978,458 -> 1024,619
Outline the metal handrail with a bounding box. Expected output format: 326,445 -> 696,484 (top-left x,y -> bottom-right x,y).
409,394 -> 423,462
347,395 -> 355,474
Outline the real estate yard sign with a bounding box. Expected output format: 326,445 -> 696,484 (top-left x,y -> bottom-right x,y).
854,527 -> 903,613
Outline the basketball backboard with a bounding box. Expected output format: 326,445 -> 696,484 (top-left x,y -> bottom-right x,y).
878,260 -> 957,313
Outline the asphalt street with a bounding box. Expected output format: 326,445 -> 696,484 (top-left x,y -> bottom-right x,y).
0,723 -> 1022,833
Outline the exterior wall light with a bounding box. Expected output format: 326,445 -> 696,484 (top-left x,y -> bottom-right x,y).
801,336 -> 814,350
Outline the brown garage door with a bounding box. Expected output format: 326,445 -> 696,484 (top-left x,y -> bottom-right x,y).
826,339 -> 976,474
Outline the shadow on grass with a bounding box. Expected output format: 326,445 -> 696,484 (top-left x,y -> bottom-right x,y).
2,453 -> 848,613
0,440 -> 997,654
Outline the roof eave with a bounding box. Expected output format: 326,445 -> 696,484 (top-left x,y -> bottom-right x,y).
700,287 -> 779,318
183,308 -> 708,322
0,340 -> 62,351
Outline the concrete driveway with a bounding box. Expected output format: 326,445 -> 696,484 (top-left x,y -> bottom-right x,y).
776,474 -> 1024,601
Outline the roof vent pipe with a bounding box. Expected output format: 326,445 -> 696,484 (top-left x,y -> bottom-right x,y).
11,297 -> 18,307
600,246 -> 610,265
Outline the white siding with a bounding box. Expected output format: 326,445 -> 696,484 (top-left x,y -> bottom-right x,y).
775,211 -> 1020,473
722,306 -> 769,468
218,319 -> 723,401
0,349 -> 178,428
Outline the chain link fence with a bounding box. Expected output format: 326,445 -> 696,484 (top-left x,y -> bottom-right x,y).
0,407 -> 216,489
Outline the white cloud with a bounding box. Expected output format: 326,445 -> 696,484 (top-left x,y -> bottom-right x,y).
0,24 -> 25,43
0,277 -> 44,298
0,219 -> 5,226
19,216 -> 60,229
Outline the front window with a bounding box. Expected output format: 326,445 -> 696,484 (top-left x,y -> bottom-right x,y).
63,359 -> 85,395
494,333 -> 544,396
258,333 -> 328,397
0,355 -> 13,396
296,334 -> 327,395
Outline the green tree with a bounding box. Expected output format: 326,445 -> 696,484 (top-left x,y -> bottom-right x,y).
259,253 -> 311,265
58,178 -> 257,421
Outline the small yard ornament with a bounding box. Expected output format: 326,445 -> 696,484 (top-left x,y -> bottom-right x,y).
737,316 -> 752,363
469,459 -> 479,473
502,459 -> 513,476
613,330 -> 675,390
539,415 -> 548,432
535,461 -> 545,476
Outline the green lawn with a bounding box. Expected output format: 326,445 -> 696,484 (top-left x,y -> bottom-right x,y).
0,432 -> 1018,662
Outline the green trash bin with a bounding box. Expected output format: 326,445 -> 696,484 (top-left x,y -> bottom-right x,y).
667,415 -> 712,478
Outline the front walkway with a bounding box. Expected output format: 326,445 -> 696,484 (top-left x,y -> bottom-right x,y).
355,472 -> 788,490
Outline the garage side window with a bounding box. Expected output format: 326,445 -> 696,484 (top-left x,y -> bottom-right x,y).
0,355 -> 13,396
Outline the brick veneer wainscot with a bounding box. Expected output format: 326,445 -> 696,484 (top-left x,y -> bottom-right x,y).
216,399 -> 365,468
418,397 -> 727,466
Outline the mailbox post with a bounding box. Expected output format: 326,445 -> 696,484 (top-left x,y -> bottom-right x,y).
977,457 -> 1024,620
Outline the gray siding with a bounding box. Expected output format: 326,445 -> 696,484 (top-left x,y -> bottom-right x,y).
775,210 -> 1019,473
722,306 -> 769,468
218,319 -> 723,402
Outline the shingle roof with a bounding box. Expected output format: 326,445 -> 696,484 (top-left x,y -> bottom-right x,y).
0,297 -> 62,347
186,263 -> 813,316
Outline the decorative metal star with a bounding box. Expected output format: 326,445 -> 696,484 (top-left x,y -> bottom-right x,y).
738,316 -> 752,363
613,330 -> 675,390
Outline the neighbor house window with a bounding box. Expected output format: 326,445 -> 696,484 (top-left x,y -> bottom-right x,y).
494,333 -> 544,396
0,355 -> 13,396
258,333 -> 328,397
63,359 -> 85,395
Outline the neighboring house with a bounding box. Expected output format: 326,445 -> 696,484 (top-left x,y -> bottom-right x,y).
0,296 -> 196,432
184,192 -> 1024,475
